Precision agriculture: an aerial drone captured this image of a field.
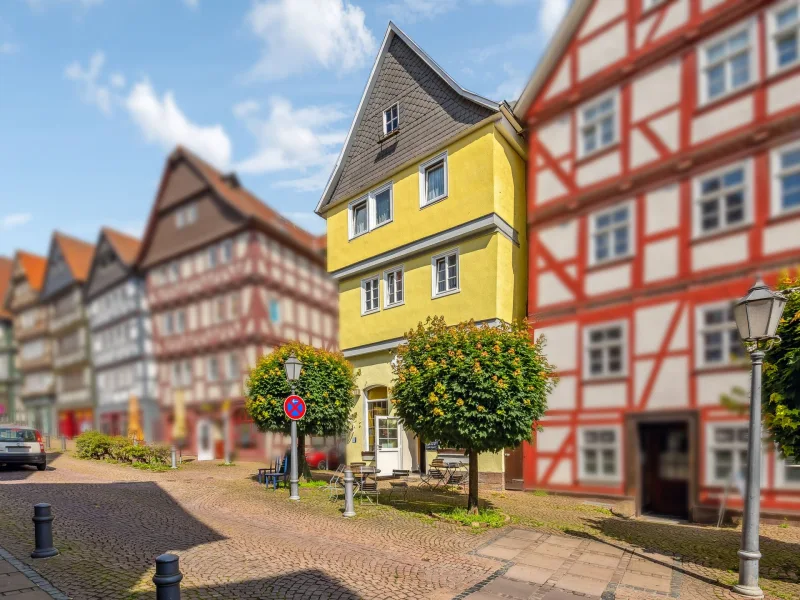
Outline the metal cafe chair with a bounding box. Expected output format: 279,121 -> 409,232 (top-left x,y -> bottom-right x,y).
325,464 -> 347,500
387,469 -> 411,502
420,459 -> 447,490
358,466 -> 380,504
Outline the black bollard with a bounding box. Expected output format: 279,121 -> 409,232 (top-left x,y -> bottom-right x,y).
31,503 -> 59,559
153,553 -> 183,600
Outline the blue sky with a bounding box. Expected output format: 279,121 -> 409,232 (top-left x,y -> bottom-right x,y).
0,0 -> 568,257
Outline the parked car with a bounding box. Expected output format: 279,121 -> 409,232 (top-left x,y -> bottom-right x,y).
0,427 -> 47,471
305,448 -> 340,471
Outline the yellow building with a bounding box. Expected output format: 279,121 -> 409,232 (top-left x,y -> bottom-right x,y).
316,23 -> 527,485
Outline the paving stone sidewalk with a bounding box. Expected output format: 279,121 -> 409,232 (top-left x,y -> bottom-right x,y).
0,546 -> 68,599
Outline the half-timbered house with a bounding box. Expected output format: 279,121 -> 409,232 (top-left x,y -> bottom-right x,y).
513,0 -> 800,519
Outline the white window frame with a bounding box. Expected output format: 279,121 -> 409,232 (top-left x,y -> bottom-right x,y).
704,423 -> 766,487
226,352 -> 239,381
383,265 -> 405,309
419,151 -> 448,208
207,356 -> 219,382
221,239 -> 234,264
577,90 -> 619,159
692,160 -> 752,238
361,274 -> 380,316
767,0 -> 800,74
775,453 -> 800,490
431,248 -> 460,299
370,182 -> 394,230
383,102 -> 400,135
583,320 -> 628,380
348,196 -> 369,240
362,387 -> 390,452
578,426 -> 622,483
770,139 -> 800,217
588,200 -> 635,266
642,0 -> 665,10
698,19 -> 759,106
695,301 -> 747,369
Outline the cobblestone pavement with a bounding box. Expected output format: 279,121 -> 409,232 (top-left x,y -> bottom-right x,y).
0,455 -> 797,600
0,545 -> 68,599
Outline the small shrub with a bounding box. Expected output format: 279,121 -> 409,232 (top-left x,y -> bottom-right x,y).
75,432 -> 172,469
75,431 -> 112,459
108,437 -> 132,462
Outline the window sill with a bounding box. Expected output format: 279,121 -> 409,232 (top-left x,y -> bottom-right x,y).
582,376 -> 628,384
585,255 -> 633,273
349,231 -> 369,242
695,81 -> 758,116
767,206 -> 800,225
372,218 -> 393,232
575,142 -> 620,167
691,222 -> 752,244
432,288 -> 460,300
361,309 -> 380,317
420,195 -> 448,210
379,129 -> 400,143
765,61 -> 800,83
693,363 -> 748,374
578,477 -> 622,486
384,301 -> 405,311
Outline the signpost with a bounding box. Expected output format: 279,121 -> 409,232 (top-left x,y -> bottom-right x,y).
284,394 -> 306,501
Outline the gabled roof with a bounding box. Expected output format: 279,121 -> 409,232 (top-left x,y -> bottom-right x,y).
315,21 -> 499,215
513,0 -> 593,122
0,257 -> 12,320
52,232 -> 95,283
102,227 -> 141,266
16,251 -> 47,292
138,146 -> 321,265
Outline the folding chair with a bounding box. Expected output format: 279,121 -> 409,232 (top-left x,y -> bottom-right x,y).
358,467 -> 379,504
420,459 -> 447,489
388,469 -> 410,502
325,464 -> 347,500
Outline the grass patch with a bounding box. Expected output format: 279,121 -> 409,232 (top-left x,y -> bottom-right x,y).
217,462 -> 236,467
433,507 -> 507,528
299,480 -> 327,488
130,462 -> 171,472
531,489 -> 548,497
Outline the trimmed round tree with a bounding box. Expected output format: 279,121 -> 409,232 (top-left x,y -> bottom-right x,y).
763,272 -> 800,460
392,316 -> 557,511
245,342 -> 358,478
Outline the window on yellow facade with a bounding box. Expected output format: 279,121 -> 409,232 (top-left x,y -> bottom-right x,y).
365,386 -> 389,452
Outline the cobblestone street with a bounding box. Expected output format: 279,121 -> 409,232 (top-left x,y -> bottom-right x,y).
0,453 -> 797,600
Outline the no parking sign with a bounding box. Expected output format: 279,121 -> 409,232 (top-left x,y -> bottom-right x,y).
283,395 -> 306,420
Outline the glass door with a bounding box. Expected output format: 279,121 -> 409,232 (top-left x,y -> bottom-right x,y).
375,415 -> 401,474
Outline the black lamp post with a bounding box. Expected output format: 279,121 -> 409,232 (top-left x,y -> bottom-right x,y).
284,353 -> 303,501
731,278 -> 787,598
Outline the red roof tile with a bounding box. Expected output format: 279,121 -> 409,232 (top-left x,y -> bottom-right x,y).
103,227 -> 141,266
54,232 -> 95,283
16,251 -> 47,292
0,257 -> 12,320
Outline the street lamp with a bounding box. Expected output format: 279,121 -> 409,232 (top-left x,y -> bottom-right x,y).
731,278 -> 787,599
284,353 -> 303,501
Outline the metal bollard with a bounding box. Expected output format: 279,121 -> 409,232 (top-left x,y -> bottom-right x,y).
343,468 -> 356,518
170,446 -> 178,470
60,436 -> 66,452
45,434 -> 51,449
153,553 -> 183,600
31,503 -> 59,559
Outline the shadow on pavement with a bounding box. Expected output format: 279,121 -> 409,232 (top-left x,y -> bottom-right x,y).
0,452 -> 63,481
127,569 -> 362,600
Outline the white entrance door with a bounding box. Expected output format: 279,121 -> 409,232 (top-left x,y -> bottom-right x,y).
197,419 -> 214,461
375,415 -> 402,474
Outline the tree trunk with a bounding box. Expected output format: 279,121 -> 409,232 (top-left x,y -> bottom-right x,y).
297,433 -> 312,481
467,449 -> 480,514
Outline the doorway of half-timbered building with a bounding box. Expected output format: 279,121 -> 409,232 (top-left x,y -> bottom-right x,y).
638,421 -> 690,518
504,445 -> 524,490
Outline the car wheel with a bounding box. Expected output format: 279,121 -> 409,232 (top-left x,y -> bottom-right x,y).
317,460 -> 327,471
36,464 -> 47,471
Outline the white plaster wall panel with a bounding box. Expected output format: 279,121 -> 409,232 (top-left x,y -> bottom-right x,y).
194,382 -> 203,402
565,264 -> 578,278
634,359 -> 654,404
697,370 -> 749,405
550,460 -> 573,484
691,232 -> 749,271
243,286 -> 252,314
764,219 -> 800,255
578,21 -> 628,81
236,234 -> 248,258
701,0 -> 726,11
692,96 -> 754,144
580,0 -> 626,38
644,237 -> 679,282
768,73 -> 800,114
576,151 -> 621,187
538,220 -> 578,261
630,129 -> 661,169
584,382 -> 627,408
188,305 -> 198,330
647,356 -> 690,409
585,263 -> 631,296
648,110 -> 680,151
653,0 -> 688,40
559,157 -> 573,172
537,272 -> 576,307
537,457 -> 552,480
635,301 -> 678,355
636,13 -> 656,49
536,322 -> 578,371
669,306 -> 689,351
544,56 -> 572,100
548,375 -> 577,410
536,426 -> 570,452
536,169 -> 569,204
538,115 -> 572,158
632,60 -> 681,122
645,184 -> 680,234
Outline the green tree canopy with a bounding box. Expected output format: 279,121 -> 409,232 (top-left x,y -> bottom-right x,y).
391,316 -> 557,509
246,342 -> 358,475
763,273 -> 800,459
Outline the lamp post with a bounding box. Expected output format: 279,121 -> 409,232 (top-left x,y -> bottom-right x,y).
284,353 -> 303,501
731,278 -> 787,598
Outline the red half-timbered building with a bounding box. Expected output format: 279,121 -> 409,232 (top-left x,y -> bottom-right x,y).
513,0 -> 800,520
137,147 -> 337,461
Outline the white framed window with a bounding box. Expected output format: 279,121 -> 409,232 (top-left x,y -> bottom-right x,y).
384,266 -> 404,308
349,197 -> 369,239
578,91 -> 618,158
383,103 -> 399,135
226,352 -> 240,381
578,427 -> 621,482
698,19 -> 758,105
182,359 -> 192,387
175,202 -> 197,229
169,262 -> 180,283
589,201 -> 634,265
347,183 -> 394,240
221,239 -> 234,264
696,302 -> 747,368
163,313 -> 174,336
371,183 -> 393,229
706,424 -> 750,485
363,386 -> 390,451
176,310 -> 186,334
207,356 -> 219,382
419,152 -> 448,207
361,275 -> 380,315
584,321 -> 627,379
208,245 -> 218,269
431,249 -> 459,298
768,1 -> 800,73
776,454 -> 800,489
693,161 -> 751,237
771,140 -> 800,216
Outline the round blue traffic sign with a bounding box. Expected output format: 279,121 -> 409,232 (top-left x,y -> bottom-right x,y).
284,395 -> 306,420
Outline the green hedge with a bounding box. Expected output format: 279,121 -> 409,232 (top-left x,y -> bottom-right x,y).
75,432 -> 171,466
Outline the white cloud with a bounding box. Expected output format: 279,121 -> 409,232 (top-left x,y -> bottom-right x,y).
232,100 -> 260,119
0,42 -> 19,55
125,80 -> 232,170
183,0 -> 199,8
473,32 -> 537,63
1,213 -> 33,231
110,72 -> 125,88
491,62 -> 526,101
245,0 -> 376,80
539,0 -> 569,38
64,51 -> 113,115
235,96 -> 346,178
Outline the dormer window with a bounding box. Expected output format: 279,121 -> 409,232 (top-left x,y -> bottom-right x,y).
175,202 -> 198,229
383,103 -> 399,135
